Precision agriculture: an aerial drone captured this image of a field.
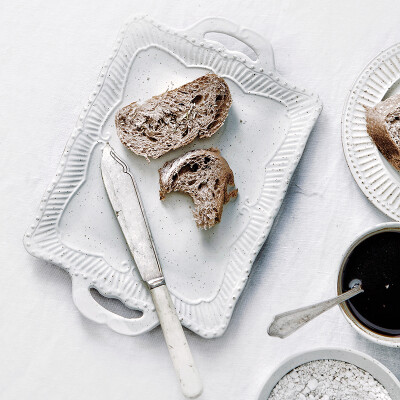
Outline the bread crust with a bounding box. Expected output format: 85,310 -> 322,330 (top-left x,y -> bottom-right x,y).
366,94 -> 400,170
116,74 -> 232,160
159,148 -> 237,229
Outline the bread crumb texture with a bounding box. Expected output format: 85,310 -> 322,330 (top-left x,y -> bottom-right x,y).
159,148 -> 238,229
116,74 -> 232,160
366,93 -> 400,170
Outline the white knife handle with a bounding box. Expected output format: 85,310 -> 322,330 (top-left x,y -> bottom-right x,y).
150,285 -> 203,399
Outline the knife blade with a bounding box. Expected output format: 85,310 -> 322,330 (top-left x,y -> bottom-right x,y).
101,143 -> 202,399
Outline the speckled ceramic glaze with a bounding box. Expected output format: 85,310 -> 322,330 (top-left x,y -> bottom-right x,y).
342,43 -> 400,221
23,16 -> 322,338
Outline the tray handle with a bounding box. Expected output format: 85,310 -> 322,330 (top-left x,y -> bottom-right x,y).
72,275 -> 159,335
184,17 -> 275,70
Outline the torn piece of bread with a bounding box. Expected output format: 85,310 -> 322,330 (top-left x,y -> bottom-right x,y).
366,93 -> 400,170
116,73 -> 232,160
159,148 -> 238,229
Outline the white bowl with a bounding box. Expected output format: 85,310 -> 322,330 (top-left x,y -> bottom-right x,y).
258,347 -> 400,399
337,222 -> 400,348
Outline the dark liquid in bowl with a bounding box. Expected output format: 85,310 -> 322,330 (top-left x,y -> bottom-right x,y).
341,231 -> 400,336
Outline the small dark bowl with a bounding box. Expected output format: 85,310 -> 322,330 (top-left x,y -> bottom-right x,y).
337,222 -> 400,347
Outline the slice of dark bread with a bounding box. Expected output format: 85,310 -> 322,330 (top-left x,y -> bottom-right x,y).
116,74 -> 232,160
366,93 -> 400,170
159,148 -> 238,229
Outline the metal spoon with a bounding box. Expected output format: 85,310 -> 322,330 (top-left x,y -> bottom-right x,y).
268,284 -> 363,338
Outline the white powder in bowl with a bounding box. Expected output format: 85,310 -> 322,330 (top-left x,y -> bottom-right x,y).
268,359 -> 391,400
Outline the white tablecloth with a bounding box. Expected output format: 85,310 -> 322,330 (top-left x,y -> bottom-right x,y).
2,0 -> 400,399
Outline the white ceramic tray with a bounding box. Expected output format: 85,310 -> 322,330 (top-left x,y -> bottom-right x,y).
342,43 -> 400,221
24,16 -> 322,338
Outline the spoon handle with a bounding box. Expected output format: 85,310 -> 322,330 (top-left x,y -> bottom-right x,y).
268,285 -> 363,338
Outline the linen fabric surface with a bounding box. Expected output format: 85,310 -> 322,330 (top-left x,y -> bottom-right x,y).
1,0 -> 400,399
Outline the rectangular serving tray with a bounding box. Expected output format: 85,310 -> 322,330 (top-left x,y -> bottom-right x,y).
24,16 -> 322,338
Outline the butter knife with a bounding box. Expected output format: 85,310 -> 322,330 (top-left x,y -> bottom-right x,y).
101,143 -> 202,398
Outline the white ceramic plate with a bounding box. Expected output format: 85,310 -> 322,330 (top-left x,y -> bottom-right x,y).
24,16 -> 322,338
258,348 -> 400,399
342,43 -> 400,221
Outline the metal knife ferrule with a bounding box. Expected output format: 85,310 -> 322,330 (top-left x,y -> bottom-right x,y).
147,276 -> 166,290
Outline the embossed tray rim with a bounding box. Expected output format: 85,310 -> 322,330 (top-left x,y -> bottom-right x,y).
24,16 -> 322,338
